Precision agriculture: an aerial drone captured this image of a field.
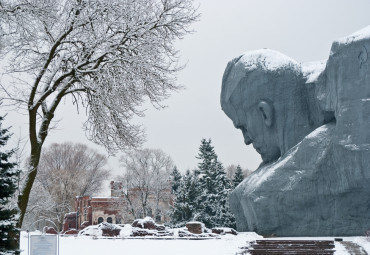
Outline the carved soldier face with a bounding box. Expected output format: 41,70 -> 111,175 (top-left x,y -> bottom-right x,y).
221,50 -> 322,165
223,73 -> 281,164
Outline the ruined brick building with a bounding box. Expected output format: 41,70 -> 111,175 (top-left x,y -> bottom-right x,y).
63,181 -> 173,232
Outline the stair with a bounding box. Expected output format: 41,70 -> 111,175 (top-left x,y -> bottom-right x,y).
245,240 -> 335,255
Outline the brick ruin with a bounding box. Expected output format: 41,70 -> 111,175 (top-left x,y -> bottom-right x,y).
62,181 -> 172,233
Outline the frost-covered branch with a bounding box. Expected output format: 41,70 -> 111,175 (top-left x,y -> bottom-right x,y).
0,0 -> 199,235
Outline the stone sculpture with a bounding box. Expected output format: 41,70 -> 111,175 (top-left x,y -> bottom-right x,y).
221,26 -> 370,236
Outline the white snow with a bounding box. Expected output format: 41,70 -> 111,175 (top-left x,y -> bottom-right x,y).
281,170 -> 305,192
186,221 -> 204,225
305,124 -> 329,140
120,224 -> 133,237
334,241 -> 348,255
223,48 -> 301,102
302,60 -> 326,83
353,237 -> 370,253
253,196 -> 265,202
344,144 -> 361,151
135,216 -> 156,227
336,25 -> 370,45
20,231 -> 261,255
78,225 -> 103,237
239,49 -> 301,72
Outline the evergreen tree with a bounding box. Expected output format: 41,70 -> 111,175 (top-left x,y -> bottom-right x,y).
170,166 -> 182,194
171,169 -> 200,226
0,115 -> 20,255
194,139 -> 235,228
212,162 -> 235,228
232,165 -> 244,188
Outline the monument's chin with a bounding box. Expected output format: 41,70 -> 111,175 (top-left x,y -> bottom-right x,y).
223,25 -> 370,236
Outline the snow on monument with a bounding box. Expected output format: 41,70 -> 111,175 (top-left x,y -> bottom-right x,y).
221,26 -> 370,236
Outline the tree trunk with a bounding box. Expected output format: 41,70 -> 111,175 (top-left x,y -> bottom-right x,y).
17,145 -> 42,229
15,107 -> 47,251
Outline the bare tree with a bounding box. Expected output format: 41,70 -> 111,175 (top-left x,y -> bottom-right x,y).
24,142 -> 110,231
0,0 -> 199,233
120,148 -> 173,221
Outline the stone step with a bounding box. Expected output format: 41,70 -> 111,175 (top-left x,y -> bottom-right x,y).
244,240 -> 335,255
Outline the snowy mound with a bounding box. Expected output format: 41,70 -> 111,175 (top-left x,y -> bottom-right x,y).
132,217 -> 160,229
78,219 -> 240,239
238,49 -> 300,72
79,222 -> 124,237
301,60 -> 326,83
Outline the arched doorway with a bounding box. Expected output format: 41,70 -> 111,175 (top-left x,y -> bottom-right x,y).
98,217 -> 104,224
107,217 -> 113,224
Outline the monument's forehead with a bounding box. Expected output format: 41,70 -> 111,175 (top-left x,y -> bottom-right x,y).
222,49 -> 300,102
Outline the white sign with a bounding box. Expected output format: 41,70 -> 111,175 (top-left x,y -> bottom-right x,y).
30,235 -> 58,255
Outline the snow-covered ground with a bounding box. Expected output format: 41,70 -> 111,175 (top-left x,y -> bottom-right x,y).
20,231 -> 370,255
20,231 -> 260,255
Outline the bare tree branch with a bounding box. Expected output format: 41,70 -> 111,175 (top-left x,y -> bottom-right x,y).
119,148 -> 173,220
0,0 -> 199,237
24,142 -> 110,231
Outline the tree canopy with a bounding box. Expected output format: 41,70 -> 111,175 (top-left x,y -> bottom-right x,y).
0,0 -> 199,232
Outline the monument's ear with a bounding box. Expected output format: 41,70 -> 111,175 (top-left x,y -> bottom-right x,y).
258,101 -> 274,127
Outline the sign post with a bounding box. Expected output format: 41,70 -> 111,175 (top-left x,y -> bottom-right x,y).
30,235 -> 58,255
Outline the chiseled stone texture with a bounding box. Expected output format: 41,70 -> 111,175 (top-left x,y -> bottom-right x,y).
231,123 -> 370,236
224,25 -> 370,236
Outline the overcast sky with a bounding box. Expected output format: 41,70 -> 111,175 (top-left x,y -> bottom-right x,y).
4,0 -> 370,179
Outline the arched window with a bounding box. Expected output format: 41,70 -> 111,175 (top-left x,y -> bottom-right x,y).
107,217 -> 113,223
98,217 -> 104,224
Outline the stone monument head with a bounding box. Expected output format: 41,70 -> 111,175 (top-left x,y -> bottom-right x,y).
221,49 -> 325,164
224,26 -> 370,237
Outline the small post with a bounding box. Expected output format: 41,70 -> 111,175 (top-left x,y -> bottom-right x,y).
57,232 -> 60,255
27,230 -> 30,255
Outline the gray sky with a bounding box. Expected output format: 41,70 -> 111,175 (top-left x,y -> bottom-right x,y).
4,0 -> 370,178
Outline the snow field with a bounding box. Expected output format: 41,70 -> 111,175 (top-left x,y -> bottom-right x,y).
20,231 -> 260,255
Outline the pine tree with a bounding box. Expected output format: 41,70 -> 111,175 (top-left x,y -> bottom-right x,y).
171,169 -> 200,226
209,164 -> 234,228
170,166 -> 182,194
0,115 -> 20,255
232,165 -> 244,188
194,139 -> 235,228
